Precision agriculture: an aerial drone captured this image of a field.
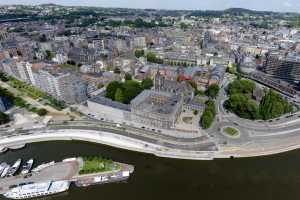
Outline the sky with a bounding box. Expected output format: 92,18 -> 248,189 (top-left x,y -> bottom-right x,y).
1,0 -> 300,13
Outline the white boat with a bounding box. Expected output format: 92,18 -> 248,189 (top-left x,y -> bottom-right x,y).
31,161 -> 55,172
6,159 -> 22,177
3,181 -> 70,199
1,165 -> 10,178
94,176 -> 109,183
20,159 -> 34,175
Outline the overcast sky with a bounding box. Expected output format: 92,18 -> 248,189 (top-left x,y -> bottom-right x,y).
2,0 -> 300,13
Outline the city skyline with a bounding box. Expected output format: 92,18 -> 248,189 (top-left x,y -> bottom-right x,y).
1,0 -> 300,13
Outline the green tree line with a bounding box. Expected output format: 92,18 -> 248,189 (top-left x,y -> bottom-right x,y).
225,79 -> 293,120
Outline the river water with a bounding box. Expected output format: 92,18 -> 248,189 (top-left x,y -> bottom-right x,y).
0,141 -> 300,200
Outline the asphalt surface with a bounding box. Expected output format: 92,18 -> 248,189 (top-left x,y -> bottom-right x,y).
0,161 -> 79,194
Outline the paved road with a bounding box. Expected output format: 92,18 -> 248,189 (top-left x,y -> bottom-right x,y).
205,75 -> 300,157
3,74 -> 300,159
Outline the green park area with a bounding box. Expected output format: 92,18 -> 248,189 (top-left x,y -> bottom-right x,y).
200,100 -> 216,129
224,127 -> 239,137
7,76 -> 66,110
105,79 -> 153,104
225,79 -> 293,120
79,157 -> 120,175
0,86 -> 48,116
9,77 -> 47,100
146,52 -> 164,64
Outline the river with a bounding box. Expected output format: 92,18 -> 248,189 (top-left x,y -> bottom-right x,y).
0,141 -> 300,200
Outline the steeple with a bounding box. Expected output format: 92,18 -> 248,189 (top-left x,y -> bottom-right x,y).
154,68 -> 164,91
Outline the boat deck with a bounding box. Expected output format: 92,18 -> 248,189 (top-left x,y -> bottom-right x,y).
0,161 -> 79,194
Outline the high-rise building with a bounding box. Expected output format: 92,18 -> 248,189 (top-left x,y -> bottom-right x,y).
34,69 -> 88,104
16,61 -> 36,84
263,52 -> 300,82
1,59 -> 19,78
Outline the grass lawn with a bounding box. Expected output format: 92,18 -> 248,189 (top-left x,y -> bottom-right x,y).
224,127 -> 239,137
182,117 -> 193,124
8,76 -> 66,110
79,157 -> 120,175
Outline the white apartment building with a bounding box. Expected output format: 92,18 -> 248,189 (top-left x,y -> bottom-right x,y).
16,61 -> 36,85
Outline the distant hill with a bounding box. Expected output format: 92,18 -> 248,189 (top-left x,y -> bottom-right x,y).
225,8 -> 255,14
39,3 -> 61,7
225,7 -> 279,15
188,7 -> 281,17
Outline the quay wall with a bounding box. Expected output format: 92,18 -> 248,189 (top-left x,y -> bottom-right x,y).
0,129 -> 215,160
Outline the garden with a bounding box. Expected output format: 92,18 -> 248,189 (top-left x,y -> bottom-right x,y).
79,157 -> 120,175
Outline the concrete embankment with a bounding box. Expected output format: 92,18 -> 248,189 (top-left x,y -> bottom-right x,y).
3,129 -> 300,160
216,143 -> 300,159
0,129 -> 216,160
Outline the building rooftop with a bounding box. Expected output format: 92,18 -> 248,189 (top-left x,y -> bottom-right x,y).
131,90 -> 182,116
89,95 -> 130,112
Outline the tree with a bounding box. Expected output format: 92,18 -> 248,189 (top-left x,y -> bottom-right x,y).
147,52 -> 157,62
259,90 -> 293,120
67,60 -> 76,65
205,100 -> 216,115
201,110 -> 214,129
180,23 -> 188,30
114,88 -> 124,103
45,50 -> 54,60
206,84 -> 220,99
37,108 -> 48,116
141,78 -> 153,90
146,52 -> 163,64
200,100 -> 216,129
106,81 -> 123,100
106,80 -> 144,104
227,79 -> 255,96
124,73 -> 132,81
225,93 -> 260,120
122,80 -> 142,104
135,49 -> 144,58
0,72 -> 8,82
196,89 -> 205,96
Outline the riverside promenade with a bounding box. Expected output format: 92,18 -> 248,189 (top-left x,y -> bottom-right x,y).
2,127 -> 300,160
0,129 -> 217,160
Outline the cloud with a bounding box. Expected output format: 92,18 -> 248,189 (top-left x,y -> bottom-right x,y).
283,1 -> 292,7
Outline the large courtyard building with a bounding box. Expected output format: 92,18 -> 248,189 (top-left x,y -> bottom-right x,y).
87,95 -> 131,123
154,70 -> 194,100
130,90 -> 183,129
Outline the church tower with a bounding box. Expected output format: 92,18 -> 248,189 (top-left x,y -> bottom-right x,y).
154,69 -> 165,92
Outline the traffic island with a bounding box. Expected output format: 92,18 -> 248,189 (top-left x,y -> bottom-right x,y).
222,127 -> 240,139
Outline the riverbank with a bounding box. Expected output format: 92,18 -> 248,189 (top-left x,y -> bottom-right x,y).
0,129 -> 215,160
2,128 -> 300,160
